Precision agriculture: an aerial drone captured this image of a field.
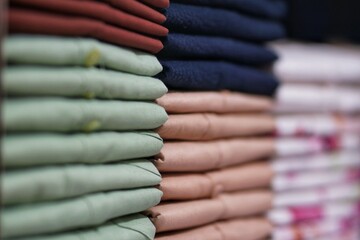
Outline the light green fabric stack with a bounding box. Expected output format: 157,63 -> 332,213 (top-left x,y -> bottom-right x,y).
1,35 -> 168,240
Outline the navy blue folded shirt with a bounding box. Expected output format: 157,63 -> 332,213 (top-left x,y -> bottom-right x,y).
158,33 -> 277,65
157,61 -> 279,96
173,0 -> 287,20
164,3 -> 285,42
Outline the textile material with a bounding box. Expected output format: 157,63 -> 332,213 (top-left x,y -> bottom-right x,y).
172,0 -> 287,19
3,67 -> 167,100
8,8 -> 163,54
3,132 -> 163,168
275,134 -> 360,157
273,217 -> 360,240
4,35 -> 162,76
165,4 -> 285,42
275,84 -> 360,113
159,33 -> 277,65
1,188 -> 162,238
161,162 -> 273,200
272,42 -> 360,83
157,91 -> 273,113
155,218 -> 272,240
269,201 -> 360,225
141,0 -> 169,8
275,114 -> 360,137
3,159 -> 161,205
10,0 -> 168,36
4,98 -> 168,132
273,168 -> 360,192
156,138 -> 275,172
271,150 -> 360,173
148,190 -> 273,232
158,113 -> 274,140
15,214 -> 156,240
102,0 -> 166,23
158,61 -> 279,96
274,183 -> 360,207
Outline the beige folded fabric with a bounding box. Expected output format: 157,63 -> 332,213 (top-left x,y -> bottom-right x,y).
157,113 -> 275,140
156,138 -> 275,172
148,190 -> 273,232
161,162 -> 273,200
156,218 -> 272,240
156,91 -> 273,113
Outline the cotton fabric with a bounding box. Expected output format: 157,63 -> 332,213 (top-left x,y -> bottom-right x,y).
157,91 -> 273,113
156,138 -> 275,172
158,61 -> 278,96
172,0 -> 287,19
158,113 -> 274,140
165,3 -> 285,42
3,159 -> 161,205
101,0 -> 166,23
148,190 -> 273,232
4,132 -> 163,168
8,8 -> 163,53
4,35 -> 162,76
159,33 -> 277,65
15,214 -> 156,240
4,98 -> 168,132
1,188 -> 162,238
156,218 -> 272,240
272,42 -> 360,83
161,162 -> 273,200
3,67 -> 167,99
10,0 -> 168,36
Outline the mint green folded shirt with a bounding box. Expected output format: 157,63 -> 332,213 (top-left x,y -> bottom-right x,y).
2,159 -> 161,205
14,214 -> 155,240
3,132 -> 163,168
4,98 -> 168,132
4,35 -> 162,76
3,67 -> 167,100
1,188 -> 162,238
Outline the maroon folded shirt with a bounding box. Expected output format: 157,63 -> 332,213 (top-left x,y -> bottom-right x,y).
8,8 -> 164,53
103,0 -> 166,23
141,0 -> 170,8
11,0 -> 168,36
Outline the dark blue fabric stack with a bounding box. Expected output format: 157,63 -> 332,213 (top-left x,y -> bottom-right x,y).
157,0 -> 287,96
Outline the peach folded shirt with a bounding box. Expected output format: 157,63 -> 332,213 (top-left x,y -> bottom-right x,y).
157,113 -> 275,140
161,162 -> 273,200
156,138 -> 275,172
155,218 -> 272,240
156,91 -> 273,114
147,190 -> 273,232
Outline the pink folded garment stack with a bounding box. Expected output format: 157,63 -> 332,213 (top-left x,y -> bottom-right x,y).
270,42 -> 360,240
151,91 -> 277,239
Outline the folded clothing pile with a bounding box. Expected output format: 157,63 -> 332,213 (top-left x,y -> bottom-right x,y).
149,1 -> 286,239
269,42 -> 360,240
1,1 -> 170,239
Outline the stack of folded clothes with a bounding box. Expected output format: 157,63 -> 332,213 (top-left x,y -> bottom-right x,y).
148,1 -> 287,239
1,1 -> 169,239
269,42 -> 360,240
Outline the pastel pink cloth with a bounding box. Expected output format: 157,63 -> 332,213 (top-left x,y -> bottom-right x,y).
157,114 -> 275,140
272,42 -> 360,84
147,190 -> 273,232
161,162 -> 273,200
275,114 -> 360,137
275,84 -> 360,113
155,218 -> 272,240
156,138 -> 275,172
156,91 -> 273,114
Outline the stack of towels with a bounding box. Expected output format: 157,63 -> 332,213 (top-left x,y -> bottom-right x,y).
269,42 -> 360,240
2,1 -> 170,239
148,1 -> 287,239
